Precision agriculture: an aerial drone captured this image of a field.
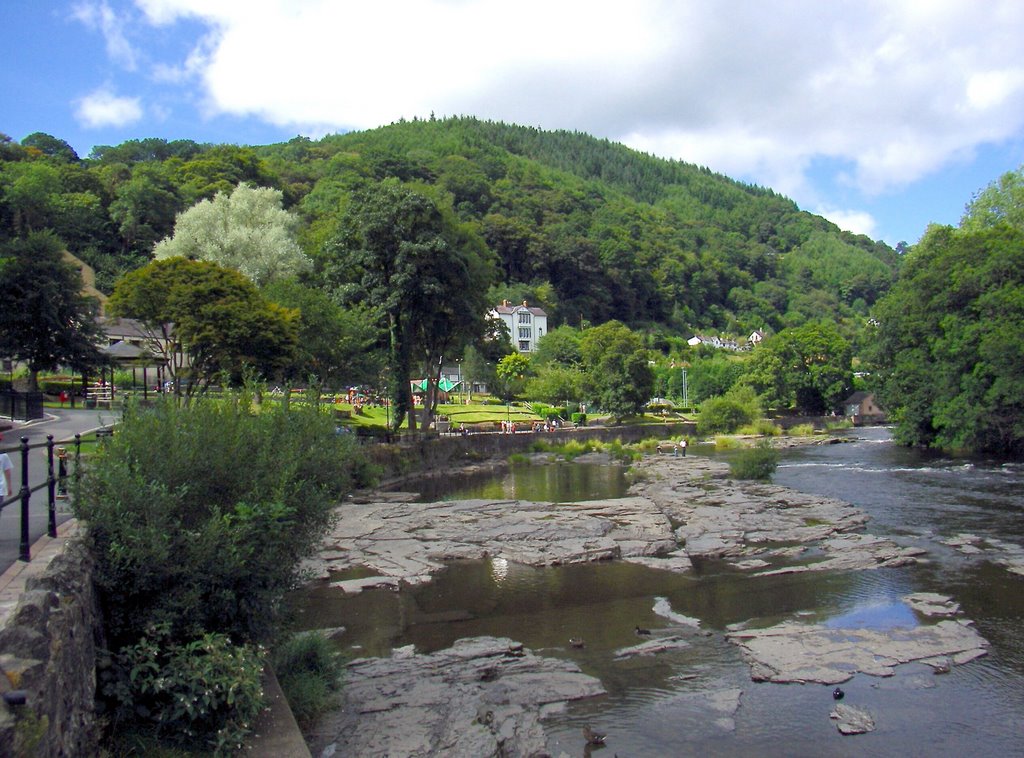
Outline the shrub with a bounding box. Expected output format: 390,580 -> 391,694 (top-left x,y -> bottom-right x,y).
729,441 -> 779,480
571,412 -> 587,425
272,632 -> 345,726
77,392 -> 377,647
102,624 -> 264,756
714,435 -> 744,450
787,423 -> 817,436
737,419 -> 782,436
697,385 -> 761,435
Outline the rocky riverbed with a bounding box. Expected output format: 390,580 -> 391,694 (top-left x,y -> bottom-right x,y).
301,451 -> 991,756
306,454 -> 925,588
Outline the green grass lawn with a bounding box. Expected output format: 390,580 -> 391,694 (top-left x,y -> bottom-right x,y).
335,402 -> 543,429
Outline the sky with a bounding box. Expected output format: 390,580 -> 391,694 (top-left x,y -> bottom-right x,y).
3,0 -> 1024,247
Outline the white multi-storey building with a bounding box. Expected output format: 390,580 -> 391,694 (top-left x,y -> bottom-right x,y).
490,300 -> 548,353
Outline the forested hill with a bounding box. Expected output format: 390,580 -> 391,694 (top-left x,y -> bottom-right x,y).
0,118 -> 898,335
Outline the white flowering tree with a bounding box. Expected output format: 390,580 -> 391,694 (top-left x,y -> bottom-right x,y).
153,182 -> 310,286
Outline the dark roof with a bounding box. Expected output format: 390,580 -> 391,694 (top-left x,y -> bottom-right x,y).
98,317 -> 174,339
842,391 -> 873,404
492,302 -> 547,317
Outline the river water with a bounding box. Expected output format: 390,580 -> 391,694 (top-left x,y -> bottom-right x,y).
297,428 -> 1024,757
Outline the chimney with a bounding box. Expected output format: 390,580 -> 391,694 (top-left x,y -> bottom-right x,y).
502,299 -> 510,307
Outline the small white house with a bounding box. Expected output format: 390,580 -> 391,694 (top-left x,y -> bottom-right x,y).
490,300 -> 548,353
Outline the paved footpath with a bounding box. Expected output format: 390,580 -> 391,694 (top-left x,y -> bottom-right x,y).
0,407 -> 117,572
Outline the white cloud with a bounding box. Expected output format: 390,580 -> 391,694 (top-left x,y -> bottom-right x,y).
75,88 -> 144,128
129,0 -> 1024,201
73,1 -> 139,70
814,206 -> 878,239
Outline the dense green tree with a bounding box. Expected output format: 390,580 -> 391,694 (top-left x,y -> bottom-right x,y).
495,352 -> 532,402
578,320 -> 653,421
109,258 -> 298,396
321,180 -> 495,431
108,163 -> 182,258
532,324 -> 583,366
687,354 -> 745,403
154,183 -> 311,286
697,385 -> 762,434
874,223 -> 1024,454
961,164 -> 1024,232
743,321 -> 852,413
261,278 -> 380,387
0,231 -> 105,389
524,364 -> 584,406
0,160 -> 61,234
21,132 -> 79,162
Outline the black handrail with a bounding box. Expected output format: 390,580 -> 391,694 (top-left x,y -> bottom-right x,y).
0,431 -> 103,562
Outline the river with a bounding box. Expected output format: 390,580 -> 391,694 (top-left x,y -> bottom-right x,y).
297,427 -> 1024,757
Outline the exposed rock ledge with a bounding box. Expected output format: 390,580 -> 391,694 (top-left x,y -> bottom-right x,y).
307,455 -> 926,590
305,496 -> 679,588
628,456 -> 925,571
305,636 -> 604,758
726,614 -> 988,684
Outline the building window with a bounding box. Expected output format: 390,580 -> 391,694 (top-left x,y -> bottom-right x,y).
519,327 -> 531,339
519,340 -> 530,351
518,312 -> 531,324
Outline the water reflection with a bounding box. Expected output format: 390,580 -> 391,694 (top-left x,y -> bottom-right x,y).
822,600 -> 918,630
294,432 -> 1024,756
410,460 -> 630,502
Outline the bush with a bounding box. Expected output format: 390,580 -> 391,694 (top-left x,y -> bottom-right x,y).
571,412 -> 587,425
697,386 -> 761,435
272,632 -> 345,726
102,624 -> 264,756
737,419 -> 782,436
78,393 -> 377,647
787,423 -> 817,436
729,441 -> 779,480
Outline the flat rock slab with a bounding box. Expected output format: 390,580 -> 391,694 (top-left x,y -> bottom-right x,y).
306,636 -> 605,758
830,703 -> 875,734
630,456 -> 924,572
726,617 -> 988,684
306,496 -> 678,588
613,635 -> 690,659
941,533 -> 1024,576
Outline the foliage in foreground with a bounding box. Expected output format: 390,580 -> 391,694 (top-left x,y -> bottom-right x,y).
272,632 -> 346,726
76,393 -> 376,750
728,440 -> 780,480
102,624 -> 264,756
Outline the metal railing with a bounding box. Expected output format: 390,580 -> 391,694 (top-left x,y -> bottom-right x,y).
0,390 -> 44,421
0,433 -> 92,562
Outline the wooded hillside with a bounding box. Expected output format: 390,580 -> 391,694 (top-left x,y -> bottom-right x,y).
1,118 -> 897,338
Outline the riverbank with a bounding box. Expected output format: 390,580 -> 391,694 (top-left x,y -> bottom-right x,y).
298,441 -> 1000,756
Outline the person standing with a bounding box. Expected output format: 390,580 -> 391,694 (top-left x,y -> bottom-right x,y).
680,438 -> 688,457
0,433 -> 13,502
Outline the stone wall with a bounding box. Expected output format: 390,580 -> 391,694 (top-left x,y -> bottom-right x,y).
367,422 -> 695,480
0,525 -> 103,758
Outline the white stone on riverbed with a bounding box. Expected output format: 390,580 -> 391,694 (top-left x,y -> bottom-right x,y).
305,636 -> 604,758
